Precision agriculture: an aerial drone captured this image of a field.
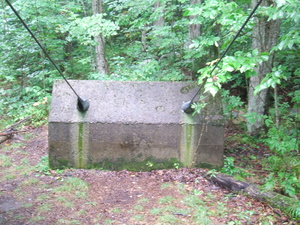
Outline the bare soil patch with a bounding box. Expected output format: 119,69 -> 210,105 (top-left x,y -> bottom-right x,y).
0,125 -> 297,224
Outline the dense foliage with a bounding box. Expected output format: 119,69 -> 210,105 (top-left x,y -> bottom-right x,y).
0,0 -> 299,210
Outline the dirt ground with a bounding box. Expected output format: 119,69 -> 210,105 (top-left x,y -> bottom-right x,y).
0,125 -> 298,224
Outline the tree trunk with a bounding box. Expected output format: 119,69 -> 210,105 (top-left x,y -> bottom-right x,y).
141,29 -> 147,52
80,0 -> 97,72
92,0 -> 109,75
153,1 -> 164,27
247,0 -> 280,135
64,41 -> 74,74
187,0 -> 201,46
94,35 -> 108,74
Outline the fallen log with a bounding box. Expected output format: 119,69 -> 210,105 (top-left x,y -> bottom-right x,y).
0,135 -> 10,144
204,172 -> 300,219
0,130 -> 29,136
0,117 -> 30,144
3,116 -> 30,131
204,172 -> 249,191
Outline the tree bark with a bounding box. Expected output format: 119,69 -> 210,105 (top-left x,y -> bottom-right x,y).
141,29 -> 147,52
247,0 -> 280,135
80,0 -> 97,72
153,1 -> 165,27
187,0 -> 201,46
0,136 -> 10,144
92,0 -> 109,75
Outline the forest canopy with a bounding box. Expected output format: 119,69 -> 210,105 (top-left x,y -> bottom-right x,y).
0,0 -> 299,127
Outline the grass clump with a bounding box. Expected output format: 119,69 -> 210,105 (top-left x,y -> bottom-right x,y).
0,154 -> 12,167
158,196 -> 175,204
53,177 -> 89,199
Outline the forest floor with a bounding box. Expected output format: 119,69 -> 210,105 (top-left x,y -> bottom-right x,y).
0,124 -> 299,225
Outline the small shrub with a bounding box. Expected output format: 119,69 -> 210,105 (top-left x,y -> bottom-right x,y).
36,155 -> 50,175
220,157 -> 239,176
261,102 -> 300,197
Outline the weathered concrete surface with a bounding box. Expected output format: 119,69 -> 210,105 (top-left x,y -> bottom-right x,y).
48,80 -> 224,170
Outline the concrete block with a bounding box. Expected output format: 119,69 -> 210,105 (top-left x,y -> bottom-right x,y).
48,80 -> 224,170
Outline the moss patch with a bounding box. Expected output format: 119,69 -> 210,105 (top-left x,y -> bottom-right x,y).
49,157 -> 73,169
86,157 -> 183,171
195,162 -> 223,170
50,156 -> 221,171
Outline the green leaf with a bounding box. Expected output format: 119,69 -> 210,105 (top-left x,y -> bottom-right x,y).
223,64 -> 235,72
260,52 -> 269,61
287,204 -> 300,219
183,9 -> 191,17
204,83 -> 219,96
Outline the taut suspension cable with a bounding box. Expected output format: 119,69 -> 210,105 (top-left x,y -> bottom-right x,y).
182,0 -> 263,114
5,0 -> 89,112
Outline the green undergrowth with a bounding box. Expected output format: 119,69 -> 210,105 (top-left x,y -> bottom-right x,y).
220,113 -> 299,220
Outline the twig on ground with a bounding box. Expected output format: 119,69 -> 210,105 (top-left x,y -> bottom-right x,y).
0,117 -> 31,144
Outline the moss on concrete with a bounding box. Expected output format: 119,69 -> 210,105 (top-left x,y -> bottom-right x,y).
49,158 -> 73,169
50,157 -> 222,171
85,157 -> 183,171
195,162 -> 223,170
